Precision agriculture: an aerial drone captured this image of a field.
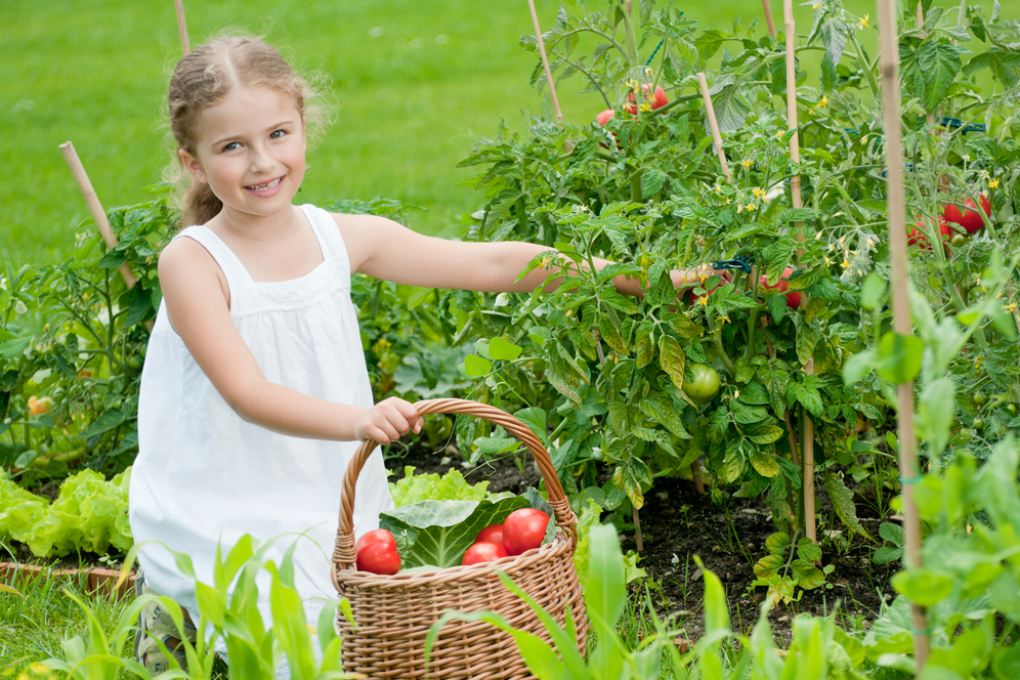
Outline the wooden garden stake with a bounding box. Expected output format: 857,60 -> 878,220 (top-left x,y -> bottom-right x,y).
697,72 -> 732,182
59,142 -> 153,333
762,0 -> 777,38
60,142 -> 137,289
877,0 -> 931,670
782,0 -> 817,548
174,0 -> 190,54
527,0 -> 564,123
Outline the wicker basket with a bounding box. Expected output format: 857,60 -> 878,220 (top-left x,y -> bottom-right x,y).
331,398 -> 588,679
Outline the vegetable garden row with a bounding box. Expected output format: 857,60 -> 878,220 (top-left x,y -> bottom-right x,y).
2,0 -> 1020,678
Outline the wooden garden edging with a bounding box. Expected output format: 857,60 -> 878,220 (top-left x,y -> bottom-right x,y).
0,561 -> 136,598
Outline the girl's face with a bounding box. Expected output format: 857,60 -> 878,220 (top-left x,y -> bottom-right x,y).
179,86 -> 306,221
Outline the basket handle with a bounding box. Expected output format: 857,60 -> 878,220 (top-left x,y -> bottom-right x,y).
332,398 -> 577,571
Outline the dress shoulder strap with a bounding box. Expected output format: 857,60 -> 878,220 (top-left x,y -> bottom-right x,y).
299,204 -> 352,288
172,226 -> 253,311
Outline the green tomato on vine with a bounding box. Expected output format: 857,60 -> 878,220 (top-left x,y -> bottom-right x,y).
682,363 -> 721,404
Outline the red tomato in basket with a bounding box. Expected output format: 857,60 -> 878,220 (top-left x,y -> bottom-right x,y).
462,541 -> 508,566
356,529 -> 401,575
503,509 -> 550,556
475,523 -> 505,546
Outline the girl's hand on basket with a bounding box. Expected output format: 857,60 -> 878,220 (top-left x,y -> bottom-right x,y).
355,397 -> 423,445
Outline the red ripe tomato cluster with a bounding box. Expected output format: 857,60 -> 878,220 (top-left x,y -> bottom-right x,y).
910,193 -> 992,254
907,216 -> 952,251
624,83 -> 669,114
943,194 -> 991,235
595,82 -> 670,140
462,508 -> 550,566
759,266 -> 801,309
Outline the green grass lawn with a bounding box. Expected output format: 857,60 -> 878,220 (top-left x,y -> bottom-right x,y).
1,0 -> 906,267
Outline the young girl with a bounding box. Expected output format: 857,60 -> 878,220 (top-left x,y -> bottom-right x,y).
129,35 -> 722,675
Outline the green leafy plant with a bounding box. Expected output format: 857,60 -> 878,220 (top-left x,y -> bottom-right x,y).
0,467 -> 132,558
43,533 -> 357,680
751,530 -> 832,603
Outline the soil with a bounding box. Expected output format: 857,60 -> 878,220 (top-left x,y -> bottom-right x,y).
384,442 -> 896,644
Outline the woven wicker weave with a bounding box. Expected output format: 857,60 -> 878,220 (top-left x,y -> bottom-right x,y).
332,398 -> 588,679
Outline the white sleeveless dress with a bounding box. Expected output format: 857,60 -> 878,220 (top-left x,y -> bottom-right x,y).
129,204 -> 394,647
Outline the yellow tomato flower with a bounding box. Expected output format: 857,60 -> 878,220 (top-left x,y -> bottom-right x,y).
746,203 -> 757,212
819,95 -> 828,107
645,67 -> 654,76
640,103 -> 652,112
841,259 -> 850,268
741,160 -> 752,168
752,188 -> 764,197
813,2 -> 820,8
809,108 -> 815,115
737,204 -> 744,213
989,179 -> 1000,188
1007,303 -> 1017,313
860,13 -> 869,28
697,296 -> 709,307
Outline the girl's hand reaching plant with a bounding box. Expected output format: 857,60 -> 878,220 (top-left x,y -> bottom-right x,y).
355,397 -> 423,445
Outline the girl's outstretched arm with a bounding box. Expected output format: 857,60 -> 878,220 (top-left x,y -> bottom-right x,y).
339,214 -> 722,295
158,237 -> 421,444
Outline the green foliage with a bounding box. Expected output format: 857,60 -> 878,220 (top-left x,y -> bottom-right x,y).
751,531 -> 832,603
1,190 -> 173,484
0,467 -> 132,558
426,523 -> 870,679
41,533 -> 356,680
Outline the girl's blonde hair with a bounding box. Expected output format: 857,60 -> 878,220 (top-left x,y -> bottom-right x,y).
167,35 -> 327,226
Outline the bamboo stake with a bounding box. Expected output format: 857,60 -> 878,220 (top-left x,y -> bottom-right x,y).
59,143 -> 154,334
762,0 -> 777,38
174,0 -> 190,55
697,72 -> 732,182
527,0 -> 564,123
783,0 -> 817,548
59,142 -> 138,290
877,0 -> 931,671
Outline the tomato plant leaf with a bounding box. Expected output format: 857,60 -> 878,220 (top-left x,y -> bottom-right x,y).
658,335 -> 686,390
754,553 -> 785,578
749,447 -> 780,477
663,311 -> 703,339
599,317 -> 629,355
796,538 -> 822,562
545,366 -> 581,404
634,321 -> 655,368
78,408 -> 127,440
640,395 -> 692,440
791,559 -> 826,590
824,474 -> 873,540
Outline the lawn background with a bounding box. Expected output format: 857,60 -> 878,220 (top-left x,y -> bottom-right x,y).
0,0 -> 995,266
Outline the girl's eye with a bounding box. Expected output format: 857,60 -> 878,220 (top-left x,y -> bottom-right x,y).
222,142 -> 240,152
270,129 -> 286,139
